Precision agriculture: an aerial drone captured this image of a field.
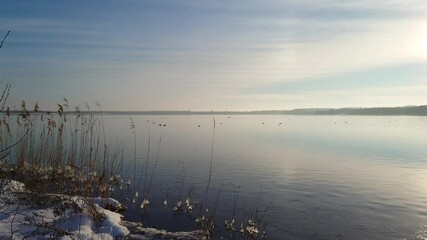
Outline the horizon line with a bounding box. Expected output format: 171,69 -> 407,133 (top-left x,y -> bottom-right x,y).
5,104 -> 427,115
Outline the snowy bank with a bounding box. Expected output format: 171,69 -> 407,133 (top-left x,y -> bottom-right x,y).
0,180 -> 129,239
0,180 -> 203,240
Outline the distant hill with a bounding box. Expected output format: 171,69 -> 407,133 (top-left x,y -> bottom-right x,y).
283,105 -> 427,116
199,105 -> 427,115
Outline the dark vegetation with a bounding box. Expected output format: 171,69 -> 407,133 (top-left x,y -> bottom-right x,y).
281,105 -> 427,115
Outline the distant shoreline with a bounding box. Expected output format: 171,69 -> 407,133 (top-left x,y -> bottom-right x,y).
5,105 -> 427,116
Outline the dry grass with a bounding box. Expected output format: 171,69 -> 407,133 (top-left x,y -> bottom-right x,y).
0,101 -> 124,228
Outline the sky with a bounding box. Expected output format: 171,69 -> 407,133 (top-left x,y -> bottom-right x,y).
1,0 -> 427,111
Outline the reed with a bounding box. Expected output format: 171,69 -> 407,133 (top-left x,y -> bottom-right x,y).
129,117 -> 136,192
142,137 -> 161,208
140,127 -> 151,201
173,164 -> 186,212
200,117 -> 216,212
0,100 -> 123,209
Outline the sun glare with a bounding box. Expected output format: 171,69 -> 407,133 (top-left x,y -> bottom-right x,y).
415,24 -> 427,58
421,40 -> 427,57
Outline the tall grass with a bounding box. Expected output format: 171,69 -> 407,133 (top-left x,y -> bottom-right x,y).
0,101 -> 123,199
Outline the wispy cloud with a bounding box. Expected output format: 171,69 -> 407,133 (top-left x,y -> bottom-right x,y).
1,1 -> 427,110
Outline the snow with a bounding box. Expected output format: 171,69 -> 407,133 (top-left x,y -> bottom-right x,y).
1,180 -> 25,192
93,197 -> 125,211
0,180 -> 204,239
123,221 -> 205,240
0,180 -> 130,239
0,195 -> 130,239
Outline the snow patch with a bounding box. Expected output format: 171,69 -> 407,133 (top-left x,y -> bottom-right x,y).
93,197 -> 125,211
123,221 -> 205,240
1,179 -> 25,192
0,180 -> 129,239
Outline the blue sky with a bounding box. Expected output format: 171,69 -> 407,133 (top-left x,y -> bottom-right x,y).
1,0 -> 427,111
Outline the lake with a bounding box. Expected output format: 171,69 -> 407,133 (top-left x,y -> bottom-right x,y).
101,114 -> 427,239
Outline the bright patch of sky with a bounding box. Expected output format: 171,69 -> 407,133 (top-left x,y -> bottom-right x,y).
0,0 -> 427,111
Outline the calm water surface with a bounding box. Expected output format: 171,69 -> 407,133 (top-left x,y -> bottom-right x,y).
102,115 -> 427,239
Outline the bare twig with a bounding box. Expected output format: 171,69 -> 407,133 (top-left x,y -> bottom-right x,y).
141,128 -> 151,195
146,137 -> 161,199
0,30 -> 11,49
0,129 -> 30,154
0,32 -> 12,113
200,118 -> 216,211
0,83 -> 11,112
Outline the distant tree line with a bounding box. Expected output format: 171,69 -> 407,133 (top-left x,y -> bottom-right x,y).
286,106 -> 427,116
